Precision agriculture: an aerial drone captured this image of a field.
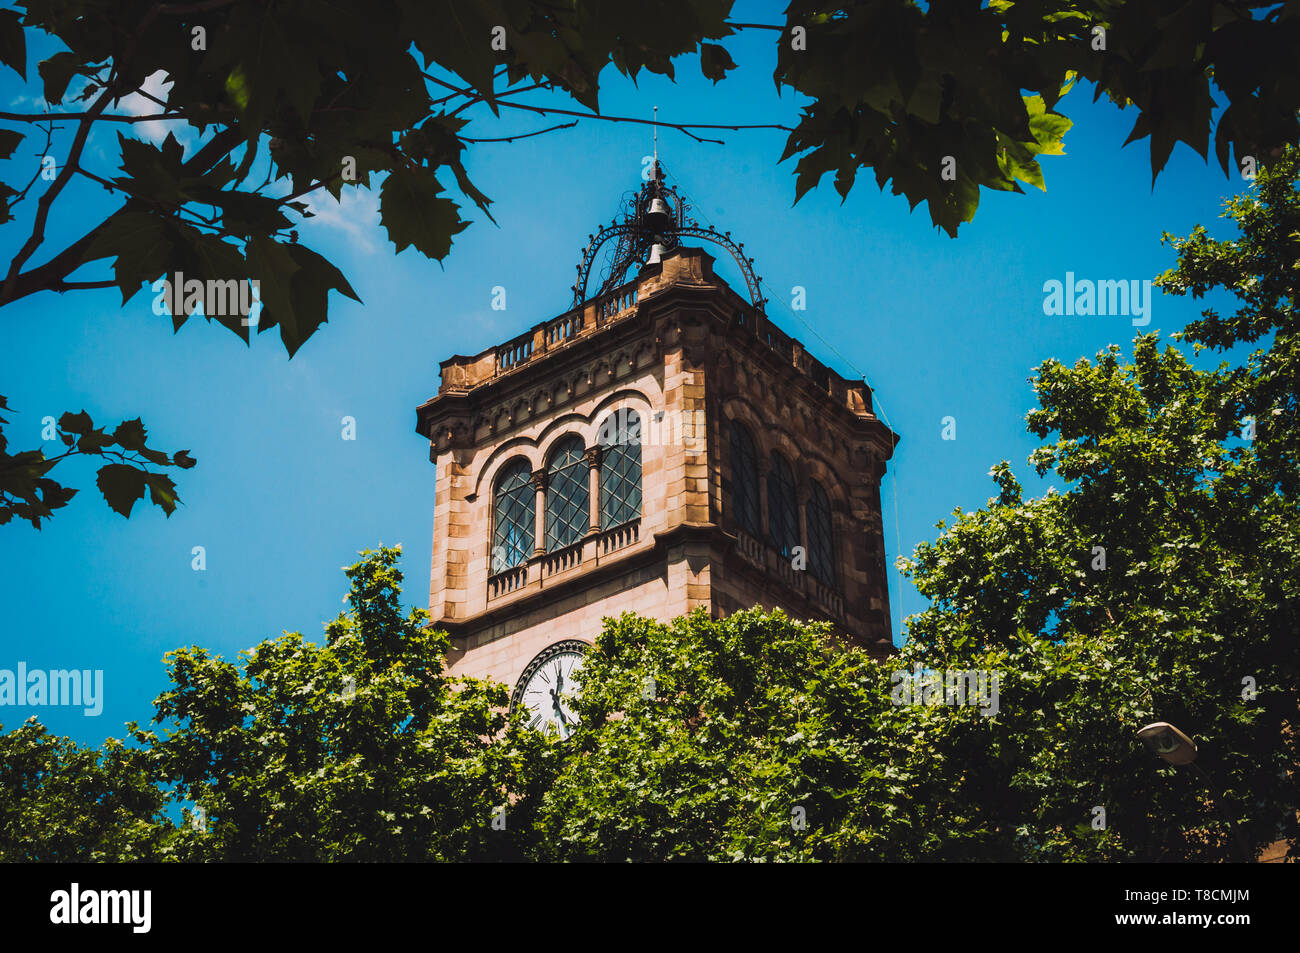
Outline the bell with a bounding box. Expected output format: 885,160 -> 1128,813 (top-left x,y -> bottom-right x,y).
645,196 -> 673,233
646,242 -> 666,265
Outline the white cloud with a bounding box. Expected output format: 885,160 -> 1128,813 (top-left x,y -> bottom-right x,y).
301,186 -> 382,253
114,70 -> 384,253
6,92 -> 45,110
118,70 -> 186,145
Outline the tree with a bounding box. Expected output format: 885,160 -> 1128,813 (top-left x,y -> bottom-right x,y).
892,151 -> 1300,859
141,545 -> 550,861
0,0 -> 737,313
3,1 -> 1298,525
530,608 -> 909,861
526,586 -> 1288,861
4,147 -> 1298,856
0,0 -> 736,524
527,337 -> 1295,859
0,397 -> 196,528
775,0 -> 1300,235
0,716 -> 172,861
531,153 -> 1300,861
1158,139 -> 1300,497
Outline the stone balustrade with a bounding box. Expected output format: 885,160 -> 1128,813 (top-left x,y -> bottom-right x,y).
734,529 -> 846,622
486,519 -> 644,603
433,256 -> 875,419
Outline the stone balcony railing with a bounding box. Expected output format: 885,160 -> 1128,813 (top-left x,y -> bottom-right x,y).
734,529 -> 846,621
542,540 -> 582,578
436,280 -> 642,396
810,575 -> 846,620
487,518 -> 643,603
429,251 -> 877,419
494,284 -> 640,375
487,563 -> 528,600
599,519 -> 640,554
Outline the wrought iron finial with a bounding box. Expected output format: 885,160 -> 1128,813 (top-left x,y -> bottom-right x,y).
569,158 -> 765,311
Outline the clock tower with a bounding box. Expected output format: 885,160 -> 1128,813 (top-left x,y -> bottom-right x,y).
415,164 -> 897,733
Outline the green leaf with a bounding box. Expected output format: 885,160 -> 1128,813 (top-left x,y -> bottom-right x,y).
699,43 -> 735,84
1025,96 -> 1071,157
95,464 -> 148,518
0,180 -> 16,225
143,472 -> 179,515
0,9 -> 25,78
37,51 -> 80,104
379,167 -> 468,261
0,129 -> 23,161
111,418 -> 148,452
998,137 -> 1046,192
224,63 -> 251,116
75,426 -> 113,454
406,115 -> 495,221
222,9 -> 322,133
180,229 -> 253,340
403,1 -> 498,107
280,243 -> 360,357
243,233 -> 300,342
83,210 -> 176,304
114,132 -> 188,206
186,188 -> 291,238
57,410 -> 94,436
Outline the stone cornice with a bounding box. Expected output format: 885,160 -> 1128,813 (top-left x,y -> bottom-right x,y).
415,247 -> 898,459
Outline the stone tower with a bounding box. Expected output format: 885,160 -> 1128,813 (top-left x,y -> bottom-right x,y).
415,167 -> 897,722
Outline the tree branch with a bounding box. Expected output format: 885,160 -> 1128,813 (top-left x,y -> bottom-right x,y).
0,126 -> 245,307
8,119 -> 61,209
469,98 -> 795,137
54,279 -> 119,291
2,87 -> 115,303
0,110 -> 190,124
461,120 -> 578,143
423,65 -> 511,104
446,81 -> 554,118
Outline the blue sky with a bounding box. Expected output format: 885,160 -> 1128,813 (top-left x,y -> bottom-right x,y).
1,1 -> 1248,746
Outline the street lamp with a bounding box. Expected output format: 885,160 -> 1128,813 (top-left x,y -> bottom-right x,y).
1136,721 -> 1198,765
1136,720 -> 1251,862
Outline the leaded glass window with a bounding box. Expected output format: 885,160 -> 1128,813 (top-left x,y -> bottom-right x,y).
546,436 -> 589,550
600,410 -> 642,529
492,459 -> 534,572
729,419 -> 761,535
767,451 -> 799,557
807,479 -> 836,585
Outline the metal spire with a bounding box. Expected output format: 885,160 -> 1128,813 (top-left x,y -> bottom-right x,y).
569,152 -> 765,311
653,105 -> 658,167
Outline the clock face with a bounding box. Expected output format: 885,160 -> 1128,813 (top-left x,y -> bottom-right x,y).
513,640 -> 588,740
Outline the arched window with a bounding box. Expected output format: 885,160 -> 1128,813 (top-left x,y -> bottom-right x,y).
729,419 -> 761,535
767,451 -> 798,557
807,479 -> 836,585
599,409 -> 642,529
492,459 -> 534,573
546,435 -> 589,551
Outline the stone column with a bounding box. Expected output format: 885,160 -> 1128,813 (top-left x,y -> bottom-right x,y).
530,468 -> 548,556
584,445 -> 603,535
